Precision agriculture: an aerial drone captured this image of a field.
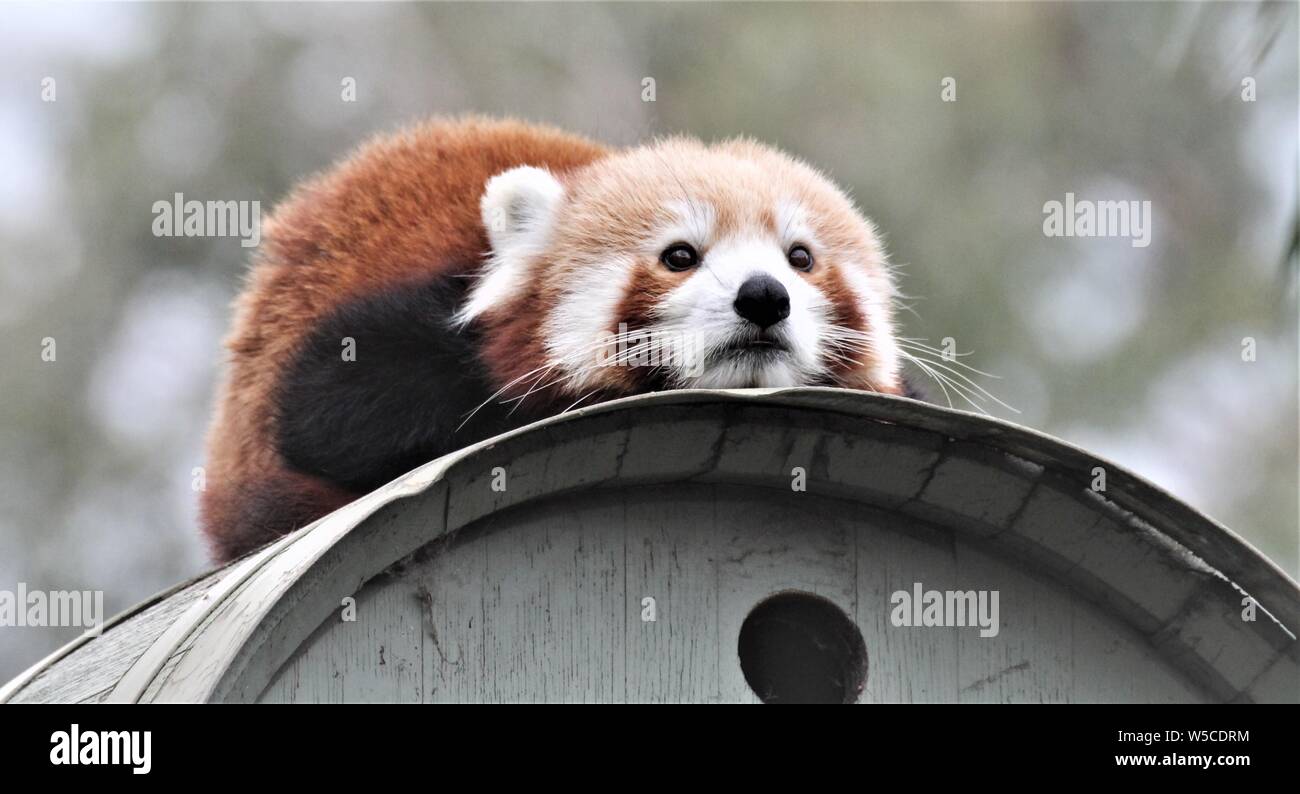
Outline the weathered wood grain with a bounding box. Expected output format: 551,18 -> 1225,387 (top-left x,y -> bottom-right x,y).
259,483 -> 1222,703
5,573 -> 217,704
5,388 -> 1296,704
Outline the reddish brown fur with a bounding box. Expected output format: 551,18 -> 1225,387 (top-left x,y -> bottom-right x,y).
203,118 -> 901,562
202,117 -> 607,560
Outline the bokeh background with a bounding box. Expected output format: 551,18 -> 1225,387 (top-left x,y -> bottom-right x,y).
0,1 -> 1296,682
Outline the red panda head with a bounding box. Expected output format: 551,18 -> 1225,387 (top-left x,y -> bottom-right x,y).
458,136 -> 902,405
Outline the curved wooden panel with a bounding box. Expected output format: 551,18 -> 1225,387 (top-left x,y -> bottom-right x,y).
5,388 -> 1296,704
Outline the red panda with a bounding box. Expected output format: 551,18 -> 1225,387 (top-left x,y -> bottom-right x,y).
200,116 -> 910,562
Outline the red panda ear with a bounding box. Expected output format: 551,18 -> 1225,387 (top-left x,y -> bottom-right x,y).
480,165 -> 565,253
458,166 -> 565,326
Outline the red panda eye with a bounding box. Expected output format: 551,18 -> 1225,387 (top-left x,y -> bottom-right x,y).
660,243 -> 699,272
788,245 -> 814,272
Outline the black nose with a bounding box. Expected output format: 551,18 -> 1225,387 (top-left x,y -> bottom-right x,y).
733,274 -> 791,329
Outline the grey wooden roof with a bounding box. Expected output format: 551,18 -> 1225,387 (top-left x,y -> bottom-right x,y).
2,388 -> 1296,703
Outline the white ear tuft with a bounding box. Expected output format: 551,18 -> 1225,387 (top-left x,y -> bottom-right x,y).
458,166 -> 565,327
480,165 -> 564,253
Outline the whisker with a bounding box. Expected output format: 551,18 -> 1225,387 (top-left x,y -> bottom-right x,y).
900,350 -> 1019,413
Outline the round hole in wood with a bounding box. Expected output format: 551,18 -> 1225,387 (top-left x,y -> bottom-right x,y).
737,591 -> 868,704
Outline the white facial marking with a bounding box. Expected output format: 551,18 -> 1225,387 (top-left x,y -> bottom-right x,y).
654,221 -> 832,388
776,199 -> 817,250
543,254 -> 636,392
658,199 -> 716,251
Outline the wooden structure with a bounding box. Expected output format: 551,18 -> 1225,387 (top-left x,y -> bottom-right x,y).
2,388 -> 1296,703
